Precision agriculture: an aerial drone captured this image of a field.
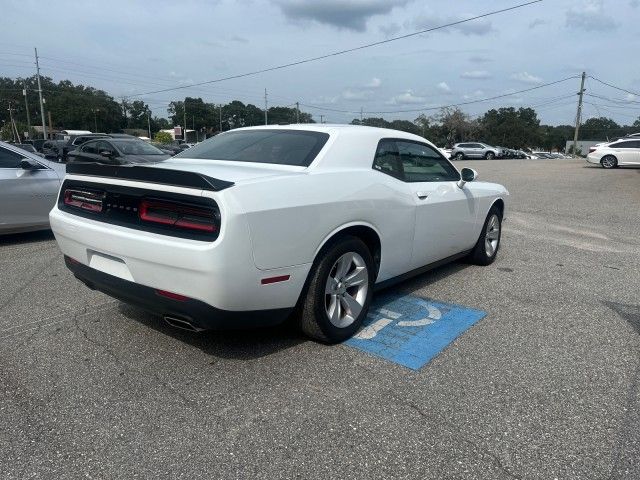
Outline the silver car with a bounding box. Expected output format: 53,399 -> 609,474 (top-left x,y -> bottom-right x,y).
0,141 -> 65,235
451,142 -> 503,160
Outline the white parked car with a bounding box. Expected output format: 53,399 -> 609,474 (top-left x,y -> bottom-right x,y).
49,125 -> 508,342
587,138 -> 640,168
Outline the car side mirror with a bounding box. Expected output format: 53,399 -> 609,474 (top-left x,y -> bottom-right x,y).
100,150 -> 114,157
20,158 -> 41,170
457,167 -> 478,189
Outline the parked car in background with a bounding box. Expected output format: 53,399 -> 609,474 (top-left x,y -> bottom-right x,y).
50,125 -> 508,342
14,144 -> 44,157
67,137 -> 171,165
531,152 -> 553,159
42,140 -> 67,161
587,138 -> 640,168
451,142 -> 503,160
151,142 -> 179,155
0,140 -> 65,234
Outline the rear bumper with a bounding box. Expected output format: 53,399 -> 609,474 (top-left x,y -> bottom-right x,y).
586,154 -> 601,164
66,256 -> 293,330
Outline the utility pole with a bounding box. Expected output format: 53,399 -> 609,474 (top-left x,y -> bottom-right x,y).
183,98 -> 187,142
122,97 -> 127,128
572,71 -> 586,155
320,114 -> 324,124
295,102 -> 300,123
264,88 -> 268,125
34,48 -> 47,139
147,109 -> 151,139
23,85 -> 31,135
219,104 -> 222,132
8,103 -> 19,142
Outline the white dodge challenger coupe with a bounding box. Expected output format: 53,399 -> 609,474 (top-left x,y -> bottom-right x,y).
50,125 -> 508,343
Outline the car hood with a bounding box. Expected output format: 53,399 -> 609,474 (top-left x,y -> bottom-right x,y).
150,158 -> 306,184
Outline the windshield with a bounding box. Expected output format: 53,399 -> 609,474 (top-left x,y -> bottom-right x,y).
174,129 -> 330,167
112,140 -> 165,155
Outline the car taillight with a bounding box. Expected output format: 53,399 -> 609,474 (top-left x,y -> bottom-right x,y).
139,199 -> 219,233
589,147 -> 596,153
63,189 -> 105,212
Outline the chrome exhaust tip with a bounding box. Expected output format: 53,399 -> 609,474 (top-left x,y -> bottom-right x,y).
163,316 -> 203,332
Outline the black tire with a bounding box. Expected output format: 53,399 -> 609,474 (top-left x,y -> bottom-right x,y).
485,151 -> 495,160
600,155 -> 618,169
299,236 -> 374,343
468,207 -> 502,266
455,152 -> 465,160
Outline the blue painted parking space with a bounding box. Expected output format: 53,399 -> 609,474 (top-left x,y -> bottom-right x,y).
345,294 -> 486,370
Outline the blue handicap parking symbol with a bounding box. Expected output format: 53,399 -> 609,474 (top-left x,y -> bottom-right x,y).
344,294 -> 486,370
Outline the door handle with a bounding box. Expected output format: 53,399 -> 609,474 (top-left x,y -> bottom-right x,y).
416,192 -> 429,200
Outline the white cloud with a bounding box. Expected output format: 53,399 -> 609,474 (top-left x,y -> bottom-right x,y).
626,93 -> 637,101
566,0 -> 617,31
528,18 -> 547,28
463,90 -> 485,100
411,12 -> 493,36
510,71 -> 543,84
436,81 -> 451,93
388,90 -> 427,105
276,0 -> 409,32
341,88 -> 373,101
460,70 -> 491,80
365,77 -> 382,88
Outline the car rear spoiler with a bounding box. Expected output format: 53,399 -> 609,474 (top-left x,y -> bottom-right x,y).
66,162 -> 234,192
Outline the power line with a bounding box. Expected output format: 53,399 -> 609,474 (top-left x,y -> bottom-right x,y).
300,76 -> 580,115
127,1 -> 542,97
588,76 -> 640,98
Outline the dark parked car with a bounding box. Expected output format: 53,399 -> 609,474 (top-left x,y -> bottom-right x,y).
14,143 -> 43,156
67,138 -> 171,165
41,140 -> 67,161
150,142 -> 180,155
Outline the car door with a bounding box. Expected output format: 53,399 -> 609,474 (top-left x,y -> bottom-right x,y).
70,140 -> 102,163
393,139 -> 479,268
619,141 -> 640,164
0,145 -> 60,231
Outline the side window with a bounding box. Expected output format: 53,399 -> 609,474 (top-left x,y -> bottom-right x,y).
396,141 -> 460,182
372,139 -> 402,179
81,141 -> 98,154
0,146 -> 23,168
96,141 -> 116,155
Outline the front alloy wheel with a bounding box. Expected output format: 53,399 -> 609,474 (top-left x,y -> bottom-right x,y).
455,152 -> 465,160
485,151 -> 495,160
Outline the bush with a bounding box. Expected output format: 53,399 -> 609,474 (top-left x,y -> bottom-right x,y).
154,131 -> 173,144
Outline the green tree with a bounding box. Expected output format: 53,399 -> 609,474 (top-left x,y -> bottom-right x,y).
580,117 -> 621,140
154,131 -> 173,144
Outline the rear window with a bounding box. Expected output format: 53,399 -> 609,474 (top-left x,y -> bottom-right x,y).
175,129 -> 330,167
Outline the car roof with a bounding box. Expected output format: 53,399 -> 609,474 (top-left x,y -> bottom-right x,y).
609,138 -> 637,144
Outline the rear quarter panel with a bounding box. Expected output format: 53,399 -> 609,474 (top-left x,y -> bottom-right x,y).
230,169 -> 416,282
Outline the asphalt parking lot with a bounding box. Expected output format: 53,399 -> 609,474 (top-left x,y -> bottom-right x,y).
1,158 -> 639,479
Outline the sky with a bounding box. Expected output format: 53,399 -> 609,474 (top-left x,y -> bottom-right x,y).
2,0 -> 639,126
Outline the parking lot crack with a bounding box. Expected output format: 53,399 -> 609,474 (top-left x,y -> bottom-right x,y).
398,399 -> 522,480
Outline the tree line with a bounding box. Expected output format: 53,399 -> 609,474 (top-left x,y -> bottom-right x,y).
1,75 -> 638,149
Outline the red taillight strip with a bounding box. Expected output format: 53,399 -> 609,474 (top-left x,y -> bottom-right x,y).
139,199 -> 218,233
155,289 -> 189,302
261,275 -> 291,285
64,189 -> 104,212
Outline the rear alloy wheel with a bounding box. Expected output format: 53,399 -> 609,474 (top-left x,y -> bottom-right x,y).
468,208 -> 502,266
601,155 -> 618,169
455,152 -> 465,160
299,236 -> 374,343
485,151 -> 495,160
